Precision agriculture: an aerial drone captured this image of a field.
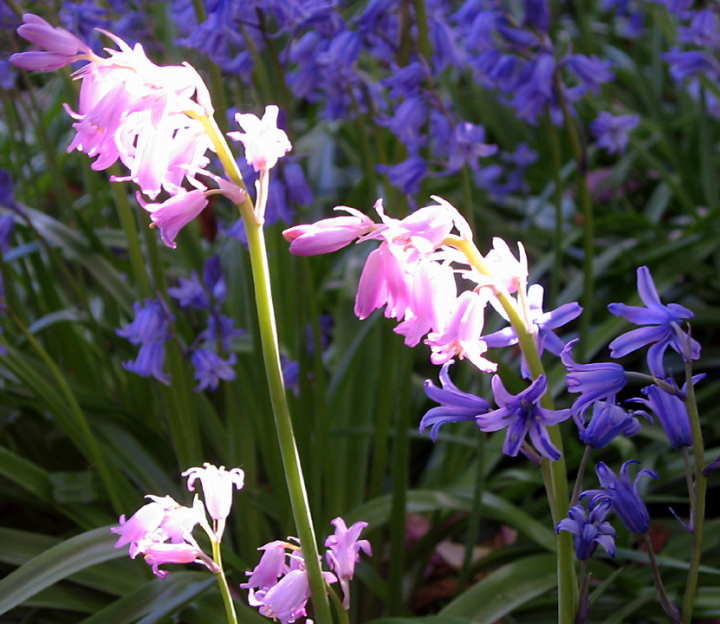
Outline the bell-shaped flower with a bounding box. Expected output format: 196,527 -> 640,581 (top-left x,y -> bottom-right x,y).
579,401 -> 643,449
394,260 -> 457,347
140,540 -> 216,579
123,340 -> 170,385
562,339 -> 627,417
630,381 -> 697,450
242,541 -> 291,592
111,495 -> 175,557
229,105 -> 292,172
325,517 -> 372,609
477,375 -> 572,460
10,14 -> 91,71
420,360 -> 491,441
581,460 -> 658,534
283,207 -> 376,256
482,238 -> 528,294
191,349 -> 236,392
168,271 -> 210,309
182,463 -> 245,526
138,189 -> 208,249
426,289 -> 496,373
557,500 -> 616,560
608,266 -> 700,376
116,299 -> 170,345
354,242 -> 413,321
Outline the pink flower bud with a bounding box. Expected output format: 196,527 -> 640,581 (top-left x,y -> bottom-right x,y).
283,207 -> 376,256
138,190 -> 208,249
10,15 -> 90,72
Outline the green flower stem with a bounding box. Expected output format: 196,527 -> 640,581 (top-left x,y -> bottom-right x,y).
644,533 -> 681,624
681,357 -> 706,624
546,114 -> 565,309
571,446 -> 592,508
450,235 -> 577,624
412,0 -> 433,60
328,583 -> 351,624
212,540 -> 239,624
243,219 -> 333,624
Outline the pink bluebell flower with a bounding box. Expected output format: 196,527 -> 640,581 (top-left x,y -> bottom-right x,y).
421,360 -> 491,441
241,541 -> 291,593
581,460 -> 658,534
10,14 -> 91,71
283,206 -> 376,256
608,266 -> 700,376
478,375 -> 572,460
182,463 -> 245,529
229,105 -> 292,172
557,500 -> 616,560
325,517 -> 372,609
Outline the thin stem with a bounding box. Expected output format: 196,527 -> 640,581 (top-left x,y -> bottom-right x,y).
643,533 -> 681,623
681,355 -> 706,624
571,446 -> 592,507
244,220 -> 333,624
212,540 -> 239,624
546,113 -> 565,309
328,583 -> 351,624
681,447 -> 695,529
576,560 -> 590,624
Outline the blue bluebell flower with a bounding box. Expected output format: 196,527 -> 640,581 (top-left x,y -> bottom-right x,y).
565,54 -> 615,96
377,156 -> 428,195
192,349 -> 236,392
663,48 -> 720,82
581,461 -> 658,534
561,339 -> 627,417
484,284 -> 582,379
431,19 -> 464,73
60,0 -> 110,49
168,272 -> 211,310
446,122 -> 498,172
0,60 -> 16,90
523,0 -> 550,33
123,341 -> 169,385
0,214 -> 15,256
631,382 -> 697,449
281,354 -> 300,396
284,162 -> 313,207
116,300 -> 171,345
0,169 -> 19,212
201,314 -> 245,353
420,361 -> 490,442
557,500 -> 616,560
202,255 -> 226,305
591,112 -> 640,155
381,62 -> 427,99
477,375 -> 572,460
580,401 -> 643,449
377,97 -> 428,152
608,266 -> 700,376
677,10 -> 720,48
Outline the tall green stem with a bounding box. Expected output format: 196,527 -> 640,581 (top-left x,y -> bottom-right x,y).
243,220 -> 333,624
212,540 -> 239,624
681,357 -> 706,624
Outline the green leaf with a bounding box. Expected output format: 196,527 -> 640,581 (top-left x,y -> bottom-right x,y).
24,584 -> 111,613
78,573 -> 215,624
440,554 -> 557,622
367,617 -> 472,624
0,526 -> 130,615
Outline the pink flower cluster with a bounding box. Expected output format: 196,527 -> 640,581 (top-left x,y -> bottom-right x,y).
111,463 -> 244,578
283,197 -> 531,374
9,15 -> 294,247
242,518 -> 370,623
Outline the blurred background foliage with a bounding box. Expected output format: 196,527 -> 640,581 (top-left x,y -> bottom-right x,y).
0,0 -> 720,622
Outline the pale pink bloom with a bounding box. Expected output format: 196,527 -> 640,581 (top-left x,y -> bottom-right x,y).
325,518 -> 371,609
140,541 -> 211,579
483,238 -> 528,294
229,105 -> 292,172
283,207 -> 376,256
354,243 -> 414,321
111,496 -> 172,557
10,14 -> 91,71
182,463 -> 245,523
138,190 -> 208,249
241,541 -> 291,592
426,290 -> 497,373
154,495 -> 208,544
394,260 -> 457,347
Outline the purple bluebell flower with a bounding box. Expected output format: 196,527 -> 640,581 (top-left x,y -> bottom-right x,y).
202,254 -> 226,305
477,375 -> 572,460
663,48 -> 720,82
325,517 -> 372,609
561,339 -> 627,417
466,11 -> 499,52
377,156 -> 428,195
201,313 -> 245,353
281,354 -> 300,396
356,0 -> 396,33
579,401 -> 643,449
511,54 -> 556,125
484,284 -> 582,379
431,19 -> 464,73
678,10 -> 720,48
447,122 -> 498,172
377,96 -> 428,151
381,62 -> 427,99
123,341 -> 170,385
581,460 -> 658,534
0,60 -> 16,90
591,112 -> 640,155
59,0 -> 110,48
191,349 -> 236,392
284,162 -> 313,206
0,213 -> 15,256
565,55 -> 615,96
523,0 -> 550,33
557,500 -> 616,560
168,271 -> 211,309
241,540 -> 290,593
0,169 -> 19,212
116,300 -> 171,345
608,266 -> 700,376
631,381 -> 697,449
420,361 -> 491,441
